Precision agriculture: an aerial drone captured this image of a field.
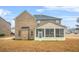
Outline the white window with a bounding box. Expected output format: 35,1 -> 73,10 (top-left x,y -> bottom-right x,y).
37,21 -> 40,24
55,29 -> 64,37
37,21 -> 41,26
56,20 -> 60,24
45,29 -> 54,37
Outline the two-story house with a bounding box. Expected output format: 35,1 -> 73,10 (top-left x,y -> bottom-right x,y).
34,15 -> 66,41
15,11 -> 66,41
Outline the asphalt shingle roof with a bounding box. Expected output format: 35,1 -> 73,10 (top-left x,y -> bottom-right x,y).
0,17 -> 11,25
34,15 -> 61,20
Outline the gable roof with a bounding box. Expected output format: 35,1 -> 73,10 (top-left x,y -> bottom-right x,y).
37,21 -> 67,28
15,11 -> 34,20
52,22 -> 67,28
0,17 -> 11,25
34,14 -> 62,21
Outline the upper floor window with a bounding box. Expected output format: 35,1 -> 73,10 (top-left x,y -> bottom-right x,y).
37,21 -> 40,24
56,20 -> 60,24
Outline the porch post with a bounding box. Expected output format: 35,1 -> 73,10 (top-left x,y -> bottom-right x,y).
44,28 -> 46,37
54,28 -> 55,38
35,28 -> 36,40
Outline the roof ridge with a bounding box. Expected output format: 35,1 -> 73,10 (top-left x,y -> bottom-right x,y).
34,14 -> 61,20
15,10 -> 34,20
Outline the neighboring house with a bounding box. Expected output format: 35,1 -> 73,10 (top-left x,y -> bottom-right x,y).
15,11 -> 66,41
0,17 -> 11,36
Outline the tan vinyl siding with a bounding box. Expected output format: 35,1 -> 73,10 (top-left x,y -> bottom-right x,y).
37,20 -> 61,27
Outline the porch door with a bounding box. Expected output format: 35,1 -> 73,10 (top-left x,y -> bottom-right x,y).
38,31 -> 43,38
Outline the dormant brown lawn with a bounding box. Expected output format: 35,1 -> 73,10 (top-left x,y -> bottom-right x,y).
0,38 -> 79,52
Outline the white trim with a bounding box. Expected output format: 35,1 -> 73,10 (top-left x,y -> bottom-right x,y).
34,28 -> 36,40
54,28 -> 55,38
44,29 -> 45,38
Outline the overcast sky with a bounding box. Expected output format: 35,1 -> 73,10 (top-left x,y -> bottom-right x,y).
0,6 -> 79,28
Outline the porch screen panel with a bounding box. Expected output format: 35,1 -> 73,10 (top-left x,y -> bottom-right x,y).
46,29 -> 49,37
56,29 -> 59,37
50,29 -> 54,37
60,29 -> 64,37
46,29 -> 54,37
56,29 -> 64,37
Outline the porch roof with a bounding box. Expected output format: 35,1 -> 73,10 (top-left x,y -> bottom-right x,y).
36,21 -> 67,28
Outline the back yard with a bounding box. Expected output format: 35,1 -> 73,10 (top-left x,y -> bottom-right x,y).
0,38 -> 79,52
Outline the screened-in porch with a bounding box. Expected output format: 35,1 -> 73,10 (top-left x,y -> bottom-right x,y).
35,28 -> 65,41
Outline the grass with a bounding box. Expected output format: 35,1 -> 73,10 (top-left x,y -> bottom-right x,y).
0,38 -> 79,52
